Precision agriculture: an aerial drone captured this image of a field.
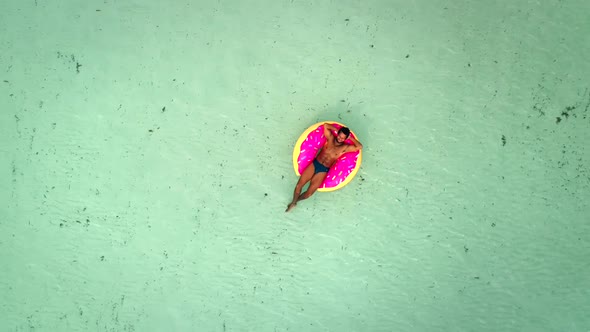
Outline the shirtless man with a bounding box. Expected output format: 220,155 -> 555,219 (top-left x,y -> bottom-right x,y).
285,122 -> 363,212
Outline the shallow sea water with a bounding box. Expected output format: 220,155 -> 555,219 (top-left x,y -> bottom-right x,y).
1,1 -> 589,331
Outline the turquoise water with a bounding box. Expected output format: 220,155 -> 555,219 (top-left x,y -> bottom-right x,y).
1,0 -> 589,331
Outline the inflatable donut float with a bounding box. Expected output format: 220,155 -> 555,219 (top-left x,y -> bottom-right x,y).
292,121 -> 362,192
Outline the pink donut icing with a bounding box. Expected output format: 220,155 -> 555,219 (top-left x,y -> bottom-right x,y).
295,123 -> 361,189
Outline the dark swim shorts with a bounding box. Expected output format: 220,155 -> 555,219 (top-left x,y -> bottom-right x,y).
313,159 -> 330,174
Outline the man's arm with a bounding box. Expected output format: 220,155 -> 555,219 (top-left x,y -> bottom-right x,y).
346,135 -> 363,152
323,122 -> 337,138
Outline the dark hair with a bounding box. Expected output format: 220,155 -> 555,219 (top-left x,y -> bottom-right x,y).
338,127 -> 350,138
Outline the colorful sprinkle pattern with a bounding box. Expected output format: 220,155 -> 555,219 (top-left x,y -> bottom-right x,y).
296,123 -> 360,189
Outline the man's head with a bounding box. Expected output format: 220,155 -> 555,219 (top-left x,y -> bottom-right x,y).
335,127 -> 350,145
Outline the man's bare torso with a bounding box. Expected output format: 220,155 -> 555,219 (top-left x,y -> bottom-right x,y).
315,135 -> 349,167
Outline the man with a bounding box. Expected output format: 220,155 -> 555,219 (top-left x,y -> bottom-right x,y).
285,122 -> 363,212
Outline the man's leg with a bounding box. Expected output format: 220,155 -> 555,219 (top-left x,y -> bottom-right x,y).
295,172 -> 327,203
286,163 -> 315,212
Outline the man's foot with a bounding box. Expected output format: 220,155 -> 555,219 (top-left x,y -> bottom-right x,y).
285,203 -> 296,212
